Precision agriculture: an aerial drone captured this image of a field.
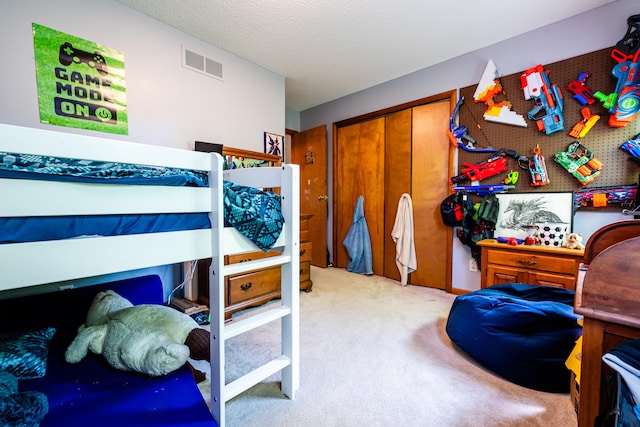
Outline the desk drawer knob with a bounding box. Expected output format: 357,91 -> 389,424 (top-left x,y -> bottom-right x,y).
240,283 -> 253,291
518,259 -> 538,265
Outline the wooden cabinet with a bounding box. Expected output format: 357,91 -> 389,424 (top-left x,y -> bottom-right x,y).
478,239 -> 583,290
299,213 -> 313,291
198,214 -> 313,320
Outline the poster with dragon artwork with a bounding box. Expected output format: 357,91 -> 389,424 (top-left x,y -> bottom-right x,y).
494,192 -> 573,240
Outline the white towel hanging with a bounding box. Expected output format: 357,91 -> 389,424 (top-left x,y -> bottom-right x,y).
391,193 -> 417,286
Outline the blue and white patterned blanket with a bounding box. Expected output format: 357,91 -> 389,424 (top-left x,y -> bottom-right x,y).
0,152 -> 209,187
223,181 -> 284,251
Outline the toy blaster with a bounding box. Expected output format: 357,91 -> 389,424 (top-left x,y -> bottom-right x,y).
496,236 -> 524,246
620,133 -> 640,165
573,185 -> 637,210
447,96 -> 496,153
520,64 -> 564,135
554,141 -> 603,185
569,107 -> 600,138
473,60 -> 527,127
567,72 -> 595,106
595,14 -> 640,128
449,149 -> 521,185
452,184 -> 515,196
525,145 -> 549,187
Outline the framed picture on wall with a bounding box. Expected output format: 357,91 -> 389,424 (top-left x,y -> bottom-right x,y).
494,192 -> 574,240
264,132 -> 284,159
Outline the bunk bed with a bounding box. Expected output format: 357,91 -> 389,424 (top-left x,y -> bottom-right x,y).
0,123 -> 300,427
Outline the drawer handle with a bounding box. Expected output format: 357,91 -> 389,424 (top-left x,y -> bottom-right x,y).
300,249 -> 307,256
240,282 -> 253,292
518,259 -> 538,265
239,258 -> 253,263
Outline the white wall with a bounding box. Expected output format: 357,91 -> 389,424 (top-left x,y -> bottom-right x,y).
0,0 -> 285,295
300,0 -> 640,292
1,0 -> 285,153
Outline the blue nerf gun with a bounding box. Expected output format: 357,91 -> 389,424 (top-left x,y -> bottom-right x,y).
520,64 -> 564,135
452,184 -> 515,196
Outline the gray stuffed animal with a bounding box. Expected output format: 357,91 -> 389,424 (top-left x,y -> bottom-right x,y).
65,290 -> 201,376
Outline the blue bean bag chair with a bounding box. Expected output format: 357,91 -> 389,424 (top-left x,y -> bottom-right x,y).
445,283 -> 582,392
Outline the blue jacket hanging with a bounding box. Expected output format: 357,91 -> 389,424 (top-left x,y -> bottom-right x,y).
342,195 -> 373,275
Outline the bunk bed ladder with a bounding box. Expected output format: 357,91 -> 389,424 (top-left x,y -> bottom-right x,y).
208,154 -> 300,427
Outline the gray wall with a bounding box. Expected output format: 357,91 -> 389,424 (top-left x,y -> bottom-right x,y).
301,0 -> 637,291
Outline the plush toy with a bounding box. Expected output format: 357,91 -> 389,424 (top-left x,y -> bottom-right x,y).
0,370 -> 48,427
65,290 -> 209,377
563,232 -> 584,250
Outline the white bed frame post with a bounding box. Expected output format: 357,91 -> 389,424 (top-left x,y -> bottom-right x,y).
208,158 -> 300,427
280,163 -> 300,399
208,153 -> 226,427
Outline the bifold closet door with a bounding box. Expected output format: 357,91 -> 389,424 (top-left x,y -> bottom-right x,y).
410,100 -> 450,289
334,117 -> 385,275
384,108 -> 412,282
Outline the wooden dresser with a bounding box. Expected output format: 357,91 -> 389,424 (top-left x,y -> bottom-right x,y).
477,239 -> 584,290
198,214 -> 313,320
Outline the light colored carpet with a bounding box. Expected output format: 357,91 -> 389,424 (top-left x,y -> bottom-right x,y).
192,266 -> 577,427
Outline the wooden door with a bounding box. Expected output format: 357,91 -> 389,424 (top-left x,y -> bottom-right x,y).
334,118 -> 386,275
410,101 -> 452,289
384,109 -> 412,281
291,125 -> 328,267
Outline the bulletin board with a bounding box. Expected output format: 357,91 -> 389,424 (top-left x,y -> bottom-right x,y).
457,47 -> 640,203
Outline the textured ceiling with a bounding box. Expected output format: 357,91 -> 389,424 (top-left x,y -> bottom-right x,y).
114,0 -> 617,112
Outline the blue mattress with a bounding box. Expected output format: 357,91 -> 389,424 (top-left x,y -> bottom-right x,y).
0,275 -> 217,427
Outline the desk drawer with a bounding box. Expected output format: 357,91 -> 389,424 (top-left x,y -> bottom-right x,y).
227,266 -> 281,305
487,249 -> 577,275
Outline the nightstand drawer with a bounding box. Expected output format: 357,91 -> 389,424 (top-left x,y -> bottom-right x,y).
227,249 -> 278,264
300,242 -> 312,262
227,266 -> 281,305
486,249 -> 577,274
300,261 -> 311,281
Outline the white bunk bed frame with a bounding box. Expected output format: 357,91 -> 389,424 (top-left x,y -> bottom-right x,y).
0,123 -> 300,427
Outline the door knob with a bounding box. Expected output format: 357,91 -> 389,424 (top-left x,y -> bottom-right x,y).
318,195 -> 328,201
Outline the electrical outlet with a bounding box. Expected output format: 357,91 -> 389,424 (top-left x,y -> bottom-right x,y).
469,259 -> 478,272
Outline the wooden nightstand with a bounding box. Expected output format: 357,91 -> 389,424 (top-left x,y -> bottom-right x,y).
300,213 -> 313,292
477,239 -> 584,290
198,213 -> 313,320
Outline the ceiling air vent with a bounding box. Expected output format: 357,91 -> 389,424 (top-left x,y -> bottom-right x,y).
182,46 -> 223,80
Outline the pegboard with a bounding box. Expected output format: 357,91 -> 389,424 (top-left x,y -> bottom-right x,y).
458,47 -> 640,196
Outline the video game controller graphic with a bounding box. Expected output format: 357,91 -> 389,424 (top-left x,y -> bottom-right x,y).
58,42 -> 108,75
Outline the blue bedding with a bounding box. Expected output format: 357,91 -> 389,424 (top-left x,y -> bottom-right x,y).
0,213 -> 211,244
0,275 -> 217,427
1,152 -> 285,251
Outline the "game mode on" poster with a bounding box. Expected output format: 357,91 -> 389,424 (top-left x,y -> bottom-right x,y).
33,23 -> 128,135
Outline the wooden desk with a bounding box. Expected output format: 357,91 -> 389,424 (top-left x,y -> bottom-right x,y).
575,221 -> 640,427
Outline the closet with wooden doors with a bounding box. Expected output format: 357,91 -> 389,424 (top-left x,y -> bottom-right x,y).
333,92 -> 455,289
